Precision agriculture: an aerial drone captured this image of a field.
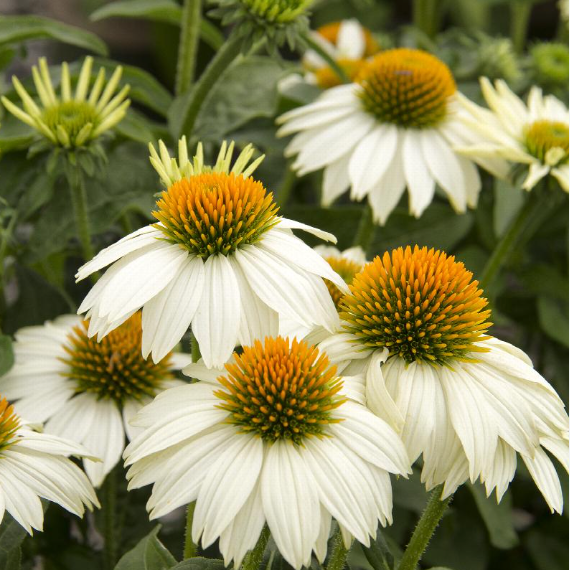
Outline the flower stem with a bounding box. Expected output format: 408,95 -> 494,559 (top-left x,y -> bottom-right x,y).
327,526 -> 349,570
478,188 -> 546,290
180,32 -> 243,138
510,0 -> 532,54
65,163 -> 95,263
183,502 -> 197,559
176,0 -> 202,95
353,203 -> 376,254
397,485 -> 452,570
240,526 -> 270,570
103,467 -> 119,570
302,33 -> 350,84
413,0 -> 442,38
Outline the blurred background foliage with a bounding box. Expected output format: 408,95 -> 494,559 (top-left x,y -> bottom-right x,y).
0,0 -> 567,569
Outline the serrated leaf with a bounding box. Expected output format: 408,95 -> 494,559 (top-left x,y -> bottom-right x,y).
537,296 -> 569,346
170,557 -> 225,570
0,15 -> 107,55
0,335 -> 14,376
90,0 -> 223,49
468,484 -> 519,550
115,526 -> 177,570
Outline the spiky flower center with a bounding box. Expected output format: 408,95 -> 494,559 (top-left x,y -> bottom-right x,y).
342,246 -> 492,365
323,255 -> 364,310
524,120 -> 569,164
215,337 -> 345,444
241,0 -> 311,23
357,48 -> 456,129
42,101 -> 98,140
153,172 -> 279,259
61,314 -> 172,404
0,398 -> 20,452
317,21 -> 379,57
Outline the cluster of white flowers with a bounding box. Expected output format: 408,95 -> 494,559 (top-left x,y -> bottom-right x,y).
0,21 -> 567,569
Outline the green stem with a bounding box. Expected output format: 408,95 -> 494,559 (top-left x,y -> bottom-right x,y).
103,467 -> 118,570
183,502 -> 197,559
353,204 -> 376,254
180,32 -> 244,138
302,33 -> 350,84
240,526 -> 270,570
176,0 -> 202,95
510,0 -> 532,54
327,526 -> 349,570
191,331 -> 201,362
65,165 -> 95,263
413,0 -> 442,38
276,166 -> 297,207
397,485 -> 452,570
478,189 -> 545,290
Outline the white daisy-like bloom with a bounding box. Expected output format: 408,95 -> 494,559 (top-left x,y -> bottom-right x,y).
1,56 -> 129,148
124,336 -> 411,569
320,245 -> 569,511
456,78 -> 569,192
302,19 -> 380,88
0,396 -> 99,533
277,48 -> 509,225
76,140 -> 348,368
0,314 -> 189,487
280,245 -> 366,342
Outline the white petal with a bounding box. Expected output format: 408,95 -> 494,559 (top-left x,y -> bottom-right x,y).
322,152 -> 351,206
141,256 -> 205,362
193,434 -> 263,547
276,218 -> 337,243
421,130 -> 466,212
192,254 -> 240,368
261,441 -> 320,569
522,447 -> 564,513
522,162 -> 550,191
402,130 -> 436,217
349,125 -> 399,198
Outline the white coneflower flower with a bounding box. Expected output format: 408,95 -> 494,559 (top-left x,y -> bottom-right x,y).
0,397 -> 99,533
457,78 -> 569,191
76,141 -> 347,368
124,336 -> 410,569
1,56 -> 130,148
278,48 -> 508,224
0,314 -> 188,487
302,20 -> 380,89
280,245 -> 366,342
320,245 -> 569,511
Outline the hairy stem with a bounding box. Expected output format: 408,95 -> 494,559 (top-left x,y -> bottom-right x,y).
398,485 -> 452,570
240,526 -> 270,570
103,467 -> 119,570
176,0 -> 202,94
183,502 -> 197,559
327,526 -> 349,570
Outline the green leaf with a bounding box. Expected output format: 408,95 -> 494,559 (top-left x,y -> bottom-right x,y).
90,0 -> 224,49
169,557 -> 225,570
171,56 -> 289,141
468,484 -> 519,550
0,15 -> 107,55
3,265 -> 71,334
362,529 -> 395,570
115,526 -> 177,570
493,178 -> 525,238
0,514 -> 28,569
537,296 -> 569,346
0,335 -> 14,376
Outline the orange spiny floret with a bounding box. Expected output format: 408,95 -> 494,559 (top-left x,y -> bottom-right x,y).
342,245 -> 492,365
214,336 -> 345,444
0,397 -> 20,451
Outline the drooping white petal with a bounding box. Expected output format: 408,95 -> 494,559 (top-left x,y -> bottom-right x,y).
322,153 -> 351,206
192,254 -> 240,369
261,441 -> 320,569
193,434 -> 263,548
276,218 -> 337,243
522,448 -> 564,513
402,130 -> 436,217
141,255 -> 205,362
